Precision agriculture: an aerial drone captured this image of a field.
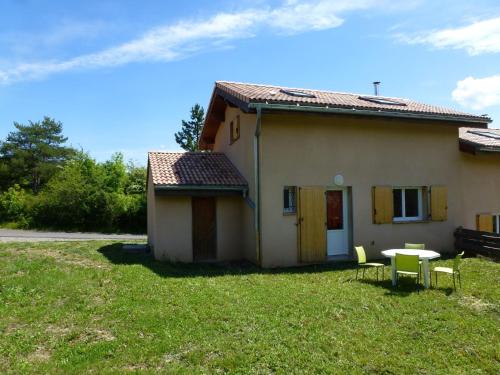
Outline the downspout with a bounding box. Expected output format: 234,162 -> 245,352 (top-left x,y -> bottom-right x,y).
254,106 -> 262,265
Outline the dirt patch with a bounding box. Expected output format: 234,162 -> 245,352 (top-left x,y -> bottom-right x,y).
45,324 -> 73,337
75,328 -> 116,344
27,347 -> 51,362
123,363 -> 148,372
162,346 -> 197,364
459,295 -> 497,312
3,322 -> 28,335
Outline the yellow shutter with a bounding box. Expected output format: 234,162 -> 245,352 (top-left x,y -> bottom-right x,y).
372,186 -> 393,224
430,186 -> 448,221
298,187 -> 326,263
476,214 -> 493,232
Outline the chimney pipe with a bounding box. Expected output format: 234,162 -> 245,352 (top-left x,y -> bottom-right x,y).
373,81 -> 381,96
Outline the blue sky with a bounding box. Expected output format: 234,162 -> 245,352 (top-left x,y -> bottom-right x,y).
1,0 -> 500,164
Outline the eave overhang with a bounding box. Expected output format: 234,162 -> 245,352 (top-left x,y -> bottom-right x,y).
154,184 -> 248,197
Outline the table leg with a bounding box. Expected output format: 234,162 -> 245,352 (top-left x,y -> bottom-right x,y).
391,257 -> 396,286
422,259 -> 430,289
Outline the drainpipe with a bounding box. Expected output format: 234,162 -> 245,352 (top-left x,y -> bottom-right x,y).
253,106 -> 262,266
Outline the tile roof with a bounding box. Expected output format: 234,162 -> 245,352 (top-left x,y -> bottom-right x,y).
215,81 -> 490,123
148,152 -> 248,187
459,127 -> 500,150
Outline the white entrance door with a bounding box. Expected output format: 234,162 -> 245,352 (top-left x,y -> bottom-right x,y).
326,189 -> 349,256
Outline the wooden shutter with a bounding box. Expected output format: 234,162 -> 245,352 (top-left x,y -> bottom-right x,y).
476,214 -> 493,232
430,186 -> 448,221
298,187 -> 326,263
372,186 -> 393,224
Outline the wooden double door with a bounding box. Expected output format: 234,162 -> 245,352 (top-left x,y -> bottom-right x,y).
192,197 -> 216,261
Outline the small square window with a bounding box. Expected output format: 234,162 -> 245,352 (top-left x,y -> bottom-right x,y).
283,186 -> 296,214
230,115 -> 240,144
393,187 -> 423,222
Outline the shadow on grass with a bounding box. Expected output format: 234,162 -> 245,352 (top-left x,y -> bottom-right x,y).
357,273 -> 459,296
358,277 -> 425,297
98,243 -> 359,278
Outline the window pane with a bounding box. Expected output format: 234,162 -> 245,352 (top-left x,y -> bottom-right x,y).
289,189 -> 296,212
393,189 -> 402,218
283,187 -> 296,213
283,188 -> 290,210
405,189 -> 419,217
327,191 -> 343,230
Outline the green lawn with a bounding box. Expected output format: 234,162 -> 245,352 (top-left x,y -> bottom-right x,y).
0,241 -> 499,374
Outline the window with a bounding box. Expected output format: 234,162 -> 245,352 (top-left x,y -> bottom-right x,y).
393,187 -> 423,222
358,96 -> 407,106
283,186 -> 297,214
280,89 -> 316,98
230,115 -> 240,144
494,215 -> 500,234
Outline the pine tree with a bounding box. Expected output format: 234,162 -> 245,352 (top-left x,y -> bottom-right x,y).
174,104 -> 205,152
0,117 -> 75,192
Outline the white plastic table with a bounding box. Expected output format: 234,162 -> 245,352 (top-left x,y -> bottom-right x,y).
381,249 -> 440,289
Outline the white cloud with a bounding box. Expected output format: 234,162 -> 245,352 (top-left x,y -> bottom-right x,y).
399,17 -> 500,55
452,75 -> 500,110
0,0 -> 378,84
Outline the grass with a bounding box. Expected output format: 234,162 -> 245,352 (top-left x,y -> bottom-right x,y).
0,241 -> 499,374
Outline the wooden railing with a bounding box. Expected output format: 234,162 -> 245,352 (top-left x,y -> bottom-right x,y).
454,227 -> 500,260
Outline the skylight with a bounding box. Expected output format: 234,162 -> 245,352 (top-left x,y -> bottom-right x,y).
280,89 -> 316,98
358,96 -> 407,106
468,130 -> 500,140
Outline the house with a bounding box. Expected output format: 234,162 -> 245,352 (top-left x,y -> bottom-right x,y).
147,81 -> 499,267
458,128 -> 500,233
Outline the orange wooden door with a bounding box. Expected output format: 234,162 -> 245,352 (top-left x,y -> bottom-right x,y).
192,197 -> 216,261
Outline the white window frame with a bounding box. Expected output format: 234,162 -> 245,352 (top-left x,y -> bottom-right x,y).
393,187 -> 423,222
494,214 -> 500,234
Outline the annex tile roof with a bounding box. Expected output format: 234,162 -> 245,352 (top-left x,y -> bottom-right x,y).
215,81 -> 491,123
148,152 -> 248,187
459,127 -> 500,151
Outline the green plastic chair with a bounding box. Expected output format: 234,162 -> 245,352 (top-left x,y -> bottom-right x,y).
431,251 -> 464,290
405,243 -> 425,250
395,253 -> 421,292
354,246 -> 385,281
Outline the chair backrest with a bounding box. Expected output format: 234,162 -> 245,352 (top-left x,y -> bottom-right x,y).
354,246 -> 366,264
453,251 -> 464,271
405,243 -> 425,250
395,253 -> 420,273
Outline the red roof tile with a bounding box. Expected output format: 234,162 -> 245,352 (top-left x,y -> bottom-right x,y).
215,81 -> 490,123
148,152 -> 247,187
459,127 -> 500,150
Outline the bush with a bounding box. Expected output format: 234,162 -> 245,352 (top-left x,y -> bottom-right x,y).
0,185 -> 32,228
31,152 -> 146,233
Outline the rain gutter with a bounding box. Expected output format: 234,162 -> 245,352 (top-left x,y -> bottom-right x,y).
253,106 -> 262,266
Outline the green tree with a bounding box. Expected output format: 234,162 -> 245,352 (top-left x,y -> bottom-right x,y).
125,162 -> 147,194
0,117 -> 75,192
174,104 -> 205,151
32,151 -> 146,233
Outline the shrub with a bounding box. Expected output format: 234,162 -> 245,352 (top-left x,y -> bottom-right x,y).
31,152 -> 146,233
0,185 -> 32,227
